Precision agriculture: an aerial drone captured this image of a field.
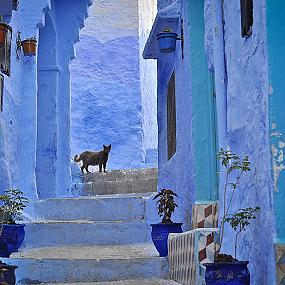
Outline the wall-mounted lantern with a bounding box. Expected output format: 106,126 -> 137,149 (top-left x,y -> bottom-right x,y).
156,19 -> 184,59
157,28 -> 179,53
16,32 -> 37,59
0,16 -> 12,76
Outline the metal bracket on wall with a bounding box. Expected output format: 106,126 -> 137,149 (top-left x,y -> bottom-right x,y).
16,31 -> 21,60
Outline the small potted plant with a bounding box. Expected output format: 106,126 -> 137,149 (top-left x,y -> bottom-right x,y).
156,28 -> 178,53
21,36 -> 37,56
204,149 -> 260,285
0,189 -> 29,257
151,189 -> 182,257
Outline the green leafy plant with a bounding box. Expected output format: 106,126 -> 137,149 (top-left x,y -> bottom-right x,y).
224,207 -> 260,259
0,189 -> 29,224
217,148 -> 251,249
153,189 -> 178,223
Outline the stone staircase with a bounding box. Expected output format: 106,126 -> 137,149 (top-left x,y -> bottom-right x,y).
5,168 -> 179,284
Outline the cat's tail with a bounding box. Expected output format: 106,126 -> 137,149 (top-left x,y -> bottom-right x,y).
74,154 -> 82,162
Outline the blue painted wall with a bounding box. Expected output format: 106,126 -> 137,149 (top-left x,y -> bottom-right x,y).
205,0 -> 276,283
155,0 -> 194,230
267,0 -> 285,245
70,0 -> 158,171
139,0 -> 158,159
189,0 -> 218,204
0,0 -> 92,208
0,0 -> 51,217
152,0 -> 218,229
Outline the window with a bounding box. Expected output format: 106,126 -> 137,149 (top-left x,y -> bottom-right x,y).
167,72 -> 176,160
240,0 -> 253,38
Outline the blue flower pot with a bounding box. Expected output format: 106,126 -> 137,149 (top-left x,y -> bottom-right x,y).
0,224 -> 26,257
156,32 -> 178,53
151,222 -> 182,257
204,261 -> 250,285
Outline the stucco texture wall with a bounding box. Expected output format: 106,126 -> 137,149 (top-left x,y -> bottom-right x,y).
206,1 -> 276,284
156,0 -> 195,230
70,0 -> 158,170
0,0 -> 51,217
0,0 -> 92,209
139,0 -> 158,156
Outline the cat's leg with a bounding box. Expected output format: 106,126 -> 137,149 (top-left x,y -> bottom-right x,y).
81,165 -> 85,173
86,164 -> 90,173
99,163 -> 103,172
103,161 -> 107,172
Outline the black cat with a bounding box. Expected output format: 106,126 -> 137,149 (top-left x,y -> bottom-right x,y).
74,144 -> 111,173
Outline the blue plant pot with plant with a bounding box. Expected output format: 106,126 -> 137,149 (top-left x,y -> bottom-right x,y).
0,189 -> 29,257
156,29 -> 178,53
204,261 -> 250,285
151,189 -> 182,257
204,149 -> 260,285
151,222 -> 182,257
0,224 -> 25,257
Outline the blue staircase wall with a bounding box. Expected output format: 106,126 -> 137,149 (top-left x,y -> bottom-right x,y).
70,0 -> 158,170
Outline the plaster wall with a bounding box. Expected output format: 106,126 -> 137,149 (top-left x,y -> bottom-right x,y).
154,0 -> 218,229
0,0 -> 92,210
266,0 -> 285,245
70,0 -> 158,170
205,1 -> 276,283
0,0 -> 51,218
138,0 -> 158,157
155,0 -> 195,230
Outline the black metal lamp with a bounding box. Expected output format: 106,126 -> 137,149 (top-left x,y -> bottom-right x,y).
0,15 -> 12,76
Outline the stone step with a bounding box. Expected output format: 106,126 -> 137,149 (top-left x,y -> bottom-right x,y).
72,178 -> 157,196
44,280 -> 180,285
8,244 -> 168,283
23,220 -> 152,247
35,193 -> 155,222
83,168 -> 158,183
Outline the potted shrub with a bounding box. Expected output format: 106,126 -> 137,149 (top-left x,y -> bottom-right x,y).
0,189 -> 29,257
151,189 -> 182,257
204,149 -> 260,285
21,37 -> 37,56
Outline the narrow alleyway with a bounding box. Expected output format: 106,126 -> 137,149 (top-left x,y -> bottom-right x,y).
6,169 -> 179,284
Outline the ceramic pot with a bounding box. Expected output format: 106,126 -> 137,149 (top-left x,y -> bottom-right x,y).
204,261 -> 250,285
0,224 -> 26,257
21,39 -> 37,56
156,32 -> 178,53
151,222 -> 182,257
